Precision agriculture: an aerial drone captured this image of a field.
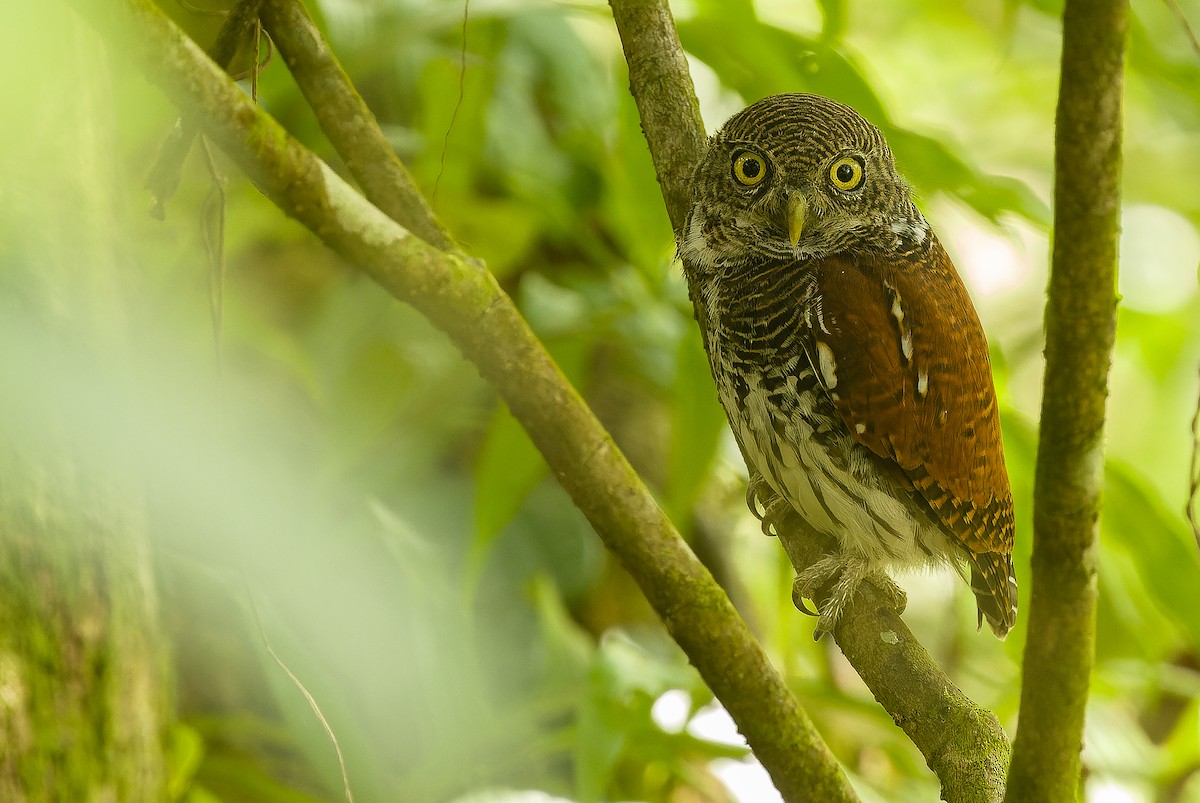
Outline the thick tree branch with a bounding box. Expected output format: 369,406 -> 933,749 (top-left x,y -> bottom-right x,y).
774,510 -> 1009,803
1005,0 -> 1126,799
608,0 -> 706,232
63,0 -> 857,799
608,1 -> 1010,800
257,0 -> 455,252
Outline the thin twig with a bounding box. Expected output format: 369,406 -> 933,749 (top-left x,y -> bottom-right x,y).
245,587 -> 355,803
433,0 -> 470,205
1164,0 -> 1200,61
228,22 -> 272,83
1187,363 -> 1200,548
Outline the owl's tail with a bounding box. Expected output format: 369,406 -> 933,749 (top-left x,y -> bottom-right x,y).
968,551 -> 1018,639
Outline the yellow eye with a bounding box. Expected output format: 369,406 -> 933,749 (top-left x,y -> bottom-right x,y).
732,152 -> 768,186
829,156 -> 865,191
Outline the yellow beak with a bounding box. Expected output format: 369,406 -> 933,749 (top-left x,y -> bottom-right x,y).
788,194 -> 808,247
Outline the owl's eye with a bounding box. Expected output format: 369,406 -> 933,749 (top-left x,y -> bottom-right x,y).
828,156 -> 866,191
732,152 -> 768,186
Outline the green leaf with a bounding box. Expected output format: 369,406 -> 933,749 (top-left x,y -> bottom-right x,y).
601,92 -> 676,280
575,632 -> 700,802
324,336 -> 413,471
529,574 -> 596,698
471,323 -> 590,582
166,722 -> 206,801
664,325 -> 727,522
1101,460 -> 1200,652
472,402 -> 548,577
816,0 -> 847,41
677,17 -> 1050,226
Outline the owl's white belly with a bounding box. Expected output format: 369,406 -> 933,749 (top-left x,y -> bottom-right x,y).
718,364 -> 952,573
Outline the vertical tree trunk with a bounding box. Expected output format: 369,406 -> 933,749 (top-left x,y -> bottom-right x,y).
0,11 -> 169,800
1005,0 -> 1126,798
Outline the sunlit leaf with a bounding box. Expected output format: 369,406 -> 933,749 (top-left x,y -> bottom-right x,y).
664,325 -> 727,523
472,403 -> 549,577
1102,460 -> 1200,650
677,16 -> 1050,225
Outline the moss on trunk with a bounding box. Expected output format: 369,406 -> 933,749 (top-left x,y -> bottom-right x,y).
0,12 -> 169,800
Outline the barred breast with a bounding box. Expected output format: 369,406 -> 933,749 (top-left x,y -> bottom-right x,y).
696,262 -> 956,573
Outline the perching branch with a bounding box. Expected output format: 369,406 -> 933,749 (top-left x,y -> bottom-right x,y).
773,510 -> 1010,803
63,0 -> 857,800
607,1 -> 1010,800
1005,0 -> 1127,799
607,0 -> 707,232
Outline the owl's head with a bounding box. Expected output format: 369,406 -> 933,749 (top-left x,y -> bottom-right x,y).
680,93 -> 928,273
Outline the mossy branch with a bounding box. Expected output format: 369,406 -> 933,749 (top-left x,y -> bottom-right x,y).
257,0 -> 455,253
1005,0 -> 1127,799
608,1 -> 1010,800
608,0 -> 707,232
62,0 -> 857,799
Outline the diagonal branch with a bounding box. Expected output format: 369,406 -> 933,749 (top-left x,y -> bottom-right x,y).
774,511 -> 1009,803
62,0 -> 858,799
607,1 -> 1009,800
1005,0 -> 1127,799
257,0 -> 455,253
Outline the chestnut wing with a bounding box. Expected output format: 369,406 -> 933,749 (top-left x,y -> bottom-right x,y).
798,239 -> 1014,558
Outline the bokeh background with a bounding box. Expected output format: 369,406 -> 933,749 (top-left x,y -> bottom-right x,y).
2,0 -> 1199,801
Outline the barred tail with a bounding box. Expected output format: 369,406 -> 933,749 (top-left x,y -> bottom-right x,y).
969,551 -> 1018,639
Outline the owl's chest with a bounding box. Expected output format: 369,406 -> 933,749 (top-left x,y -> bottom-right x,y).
695,274 -> 845,480
698,267 -> 820,406
694,269 -> 934,558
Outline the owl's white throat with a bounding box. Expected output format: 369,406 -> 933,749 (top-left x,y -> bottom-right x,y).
680,208 -> 823,273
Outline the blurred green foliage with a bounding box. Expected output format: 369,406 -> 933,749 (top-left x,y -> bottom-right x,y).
3,0 -> 1200,801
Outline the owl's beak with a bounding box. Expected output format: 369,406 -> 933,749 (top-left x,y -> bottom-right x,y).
787,194 -> 808,247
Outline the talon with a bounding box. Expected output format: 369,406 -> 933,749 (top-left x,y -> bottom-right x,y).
760,496 -> 792,538
745,474 -> 793,537
791,590 -> 818,617
745,480 -> 764,520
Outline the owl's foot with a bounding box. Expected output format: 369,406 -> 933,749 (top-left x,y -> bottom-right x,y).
746,474 -> 791,537
792,557 -> 907,640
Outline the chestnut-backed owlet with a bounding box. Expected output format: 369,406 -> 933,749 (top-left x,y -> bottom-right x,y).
679,93 -> 1017,638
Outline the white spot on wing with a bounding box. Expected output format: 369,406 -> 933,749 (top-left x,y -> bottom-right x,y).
816,341 -> 838,389
889,287 -> 913,362
855,422 -> 866,434
917,368 -> 929,397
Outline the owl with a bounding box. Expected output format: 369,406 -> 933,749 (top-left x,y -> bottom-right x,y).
679,93 -> 1017,638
